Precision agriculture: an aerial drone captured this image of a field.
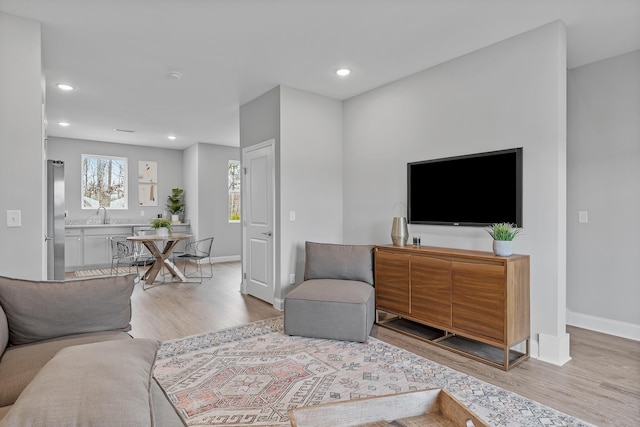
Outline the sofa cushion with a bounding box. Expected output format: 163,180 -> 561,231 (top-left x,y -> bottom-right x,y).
0,406 -> 11,421
0,338 -> 159,427
0,274 -> 136,345
0,331 -> 131,408
0,305 -> 7,357
304,242 -> 374,285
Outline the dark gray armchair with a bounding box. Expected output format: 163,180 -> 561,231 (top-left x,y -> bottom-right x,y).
283,242 -> 375,342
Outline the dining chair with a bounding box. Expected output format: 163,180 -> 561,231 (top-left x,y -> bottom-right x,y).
175,237 -> 214,282
109,236 -> 137,276
131,229 -> 158,272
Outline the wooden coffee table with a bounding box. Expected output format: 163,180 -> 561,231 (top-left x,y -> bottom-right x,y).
288,388 -> 488,427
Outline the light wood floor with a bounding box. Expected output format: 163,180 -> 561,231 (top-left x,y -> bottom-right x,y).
126,262 -> 640,427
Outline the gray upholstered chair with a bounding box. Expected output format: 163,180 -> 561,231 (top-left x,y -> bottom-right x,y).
284,241 -> 375,342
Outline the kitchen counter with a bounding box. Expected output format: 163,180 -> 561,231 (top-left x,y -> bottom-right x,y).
63,221 -> 191,271
65,220 -> 189,229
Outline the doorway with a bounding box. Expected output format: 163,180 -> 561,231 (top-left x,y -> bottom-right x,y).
241,140 -> 275,304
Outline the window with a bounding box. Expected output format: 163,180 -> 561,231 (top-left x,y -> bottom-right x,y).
228,160 -> 241,222
81,154 -> 128,209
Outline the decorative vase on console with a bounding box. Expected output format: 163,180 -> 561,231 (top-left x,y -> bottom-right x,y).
391,216 -> 409,246
486,222 -> 523,256
391,202 -> 409,246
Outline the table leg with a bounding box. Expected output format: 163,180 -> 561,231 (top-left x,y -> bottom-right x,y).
140,241 -> 165,284
139,239 -> 188,285
161,240 -> 187,281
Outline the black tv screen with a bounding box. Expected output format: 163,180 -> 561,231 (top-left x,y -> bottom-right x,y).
408,148 -> 523,227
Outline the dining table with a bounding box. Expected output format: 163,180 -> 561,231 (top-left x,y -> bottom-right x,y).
127,233 -> 193,285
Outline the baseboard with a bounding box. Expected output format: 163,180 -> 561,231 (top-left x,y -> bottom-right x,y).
273,297 -> 284,311
537,332 -> 572,366
567,309 -> 640,341
209,255 -> 241,263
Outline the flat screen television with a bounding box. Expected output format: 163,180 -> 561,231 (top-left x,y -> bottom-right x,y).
408,148 -> 522,227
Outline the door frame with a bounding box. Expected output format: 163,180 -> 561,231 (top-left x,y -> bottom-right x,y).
240,139 -> 277,307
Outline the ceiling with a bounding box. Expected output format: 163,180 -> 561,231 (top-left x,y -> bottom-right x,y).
1,0 -> 638,150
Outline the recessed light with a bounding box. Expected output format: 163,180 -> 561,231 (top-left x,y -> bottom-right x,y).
57,121 -> 70,127
56,83 -> 75,91
335,68 -> 351,77
168,135 -> 177,140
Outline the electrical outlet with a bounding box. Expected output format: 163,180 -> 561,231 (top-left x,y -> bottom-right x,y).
140,210 -> 145,216
289,274 -> 295,285
6,210 -> 21,227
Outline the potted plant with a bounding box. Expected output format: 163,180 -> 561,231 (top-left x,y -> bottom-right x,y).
166,188 -> 185,223
486,222 -> 523,256
151,218 -> 172,237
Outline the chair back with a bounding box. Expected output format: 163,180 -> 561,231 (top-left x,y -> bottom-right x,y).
109,236 -> 133,259
192,237 -> 214,258
114,241 -> 133,258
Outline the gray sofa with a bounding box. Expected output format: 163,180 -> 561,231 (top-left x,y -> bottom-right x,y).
284,242 -> 375,342
0,274 -> 183,427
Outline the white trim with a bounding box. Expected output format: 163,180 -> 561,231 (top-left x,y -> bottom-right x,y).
273,297 -> 285,311
537,332 -> 572,366
210,255 -> 241,263
567,309 -> 640,341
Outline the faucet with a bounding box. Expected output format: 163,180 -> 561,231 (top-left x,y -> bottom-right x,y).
96,206 -> 108,224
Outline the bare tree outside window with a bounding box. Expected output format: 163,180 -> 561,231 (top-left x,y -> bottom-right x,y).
81,154 -> 128,209
228,160 -> 241,222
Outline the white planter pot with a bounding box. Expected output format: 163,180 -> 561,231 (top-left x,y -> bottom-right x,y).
171,214 -> 180,223
156,227 -> 169,237
493,240 -> 513,257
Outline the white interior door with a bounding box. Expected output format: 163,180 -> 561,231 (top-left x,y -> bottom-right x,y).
242,141 -> 275,304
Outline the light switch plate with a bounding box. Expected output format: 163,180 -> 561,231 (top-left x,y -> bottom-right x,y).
578,211 -> 588,223
7,210 -> 21,227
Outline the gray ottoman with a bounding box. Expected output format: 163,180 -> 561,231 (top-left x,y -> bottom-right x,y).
283,242 -> 375,343
284,279 -> 375,342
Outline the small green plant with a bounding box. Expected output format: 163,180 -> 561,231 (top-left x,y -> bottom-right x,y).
166,188 -> 185,215
151,218 -> 173,233
486,222 -> 523,241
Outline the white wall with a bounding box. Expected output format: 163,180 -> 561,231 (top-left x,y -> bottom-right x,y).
0,13 -> 45,280
239,86 -> 343,306
239,86 -> 281,292
567,50 -> 640,340
195,143 -> 241,258
279,86 -> 343,301
343,21 -> 569,363
48,137 -> 183,222
183,144 -> 199,238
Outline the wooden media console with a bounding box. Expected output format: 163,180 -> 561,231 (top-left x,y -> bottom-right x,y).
374,245 -> 530,370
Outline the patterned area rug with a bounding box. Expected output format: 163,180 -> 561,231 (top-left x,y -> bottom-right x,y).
154,317 -> 593,427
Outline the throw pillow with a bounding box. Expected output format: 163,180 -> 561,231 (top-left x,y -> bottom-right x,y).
0,304 -> 7,355
0,274 -> 136,345
0,339 -> 158,427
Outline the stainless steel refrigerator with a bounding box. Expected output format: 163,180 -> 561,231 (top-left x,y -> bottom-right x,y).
47,160 -> 65,280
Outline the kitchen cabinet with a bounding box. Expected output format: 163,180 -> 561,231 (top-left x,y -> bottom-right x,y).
83,227 -> 132,267
64,229 -> 83,270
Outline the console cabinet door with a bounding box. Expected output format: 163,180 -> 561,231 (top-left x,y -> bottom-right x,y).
375,250 -> 410,314
411,256 -> 452,327
451,261 -> 505,341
